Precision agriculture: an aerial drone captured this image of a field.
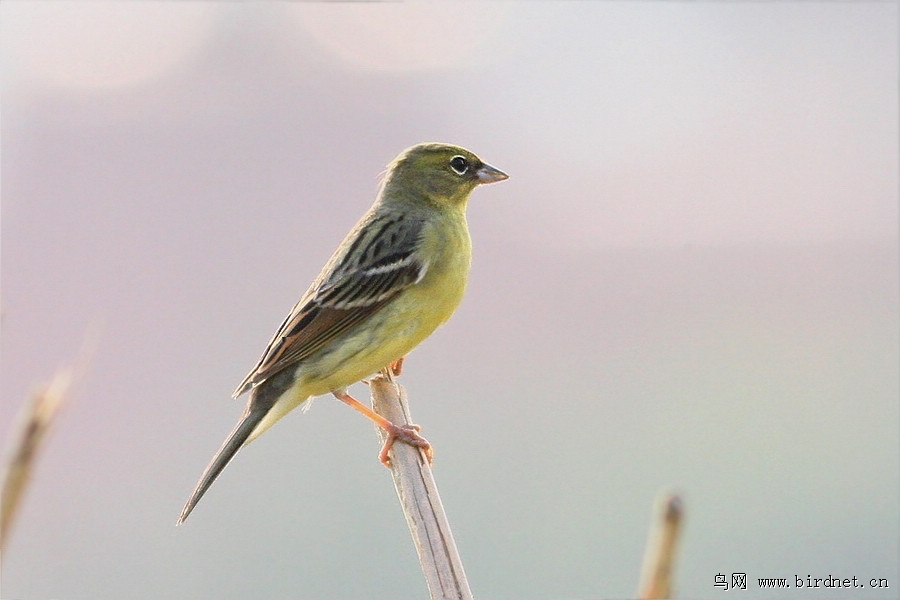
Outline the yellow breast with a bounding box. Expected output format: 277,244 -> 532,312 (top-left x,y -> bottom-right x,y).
300,208 -> 472,396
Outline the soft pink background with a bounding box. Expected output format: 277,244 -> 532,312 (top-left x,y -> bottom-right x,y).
2,3 -> 897,599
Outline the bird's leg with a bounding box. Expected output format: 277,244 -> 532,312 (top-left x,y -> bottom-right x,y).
389,356 -> 405,377
363,356 -> 403,385
331,388 -> 433,467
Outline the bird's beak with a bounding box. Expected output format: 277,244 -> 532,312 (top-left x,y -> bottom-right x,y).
476,163 -> 509,184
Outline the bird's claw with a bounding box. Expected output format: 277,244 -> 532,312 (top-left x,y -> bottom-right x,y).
389,357 -> 405,377
379,422 -> 433,467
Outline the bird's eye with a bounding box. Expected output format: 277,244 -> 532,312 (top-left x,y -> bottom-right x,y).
449,155 -> 469,175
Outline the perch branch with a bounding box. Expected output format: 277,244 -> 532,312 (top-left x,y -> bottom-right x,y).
369,371 -> 474,600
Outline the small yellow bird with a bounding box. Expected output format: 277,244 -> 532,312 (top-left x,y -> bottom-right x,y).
178,143 -> 507,523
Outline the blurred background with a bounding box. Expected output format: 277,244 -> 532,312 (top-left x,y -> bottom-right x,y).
1,2 -> 897,599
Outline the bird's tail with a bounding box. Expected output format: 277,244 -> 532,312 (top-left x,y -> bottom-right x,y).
177,405 -> 268,525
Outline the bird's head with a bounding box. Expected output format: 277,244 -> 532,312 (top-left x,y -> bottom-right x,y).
381,143 -> 508,209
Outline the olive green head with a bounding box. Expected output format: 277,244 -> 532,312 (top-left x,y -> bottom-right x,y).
381,142 -> 508,208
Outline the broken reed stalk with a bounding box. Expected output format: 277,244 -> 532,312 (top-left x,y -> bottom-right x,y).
369,372 -> 473,600
1,330 -> 96,551
1,369 -> 73,551
637,492 -> 684,599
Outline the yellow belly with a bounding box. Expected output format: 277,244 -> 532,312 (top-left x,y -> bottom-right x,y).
247,209 -> 471,443
302,210 -> 471,395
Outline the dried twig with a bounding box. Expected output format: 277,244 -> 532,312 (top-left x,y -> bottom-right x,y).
637,492 -> 684,599
1,331 -> 96,551
1,369 -> 72,550
369,372 -> 473,600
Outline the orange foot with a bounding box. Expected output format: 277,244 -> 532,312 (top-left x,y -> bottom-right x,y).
379,421 -> 433,467
332,387 -> 432,467
389,356 -> 405,377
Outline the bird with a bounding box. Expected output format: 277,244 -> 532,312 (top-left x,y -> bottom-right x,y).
178,142 -> 508,524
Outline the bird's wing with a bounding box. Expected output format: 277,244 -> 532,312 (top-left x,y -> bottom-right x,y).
233,213 -> 428,397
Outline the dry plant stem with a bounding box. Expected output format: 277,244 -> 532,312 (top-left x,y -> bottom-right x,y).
369,372 -> 474,600
637,493 -> 684,599
1,369 -> 72,550
1,331 -> 96,551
